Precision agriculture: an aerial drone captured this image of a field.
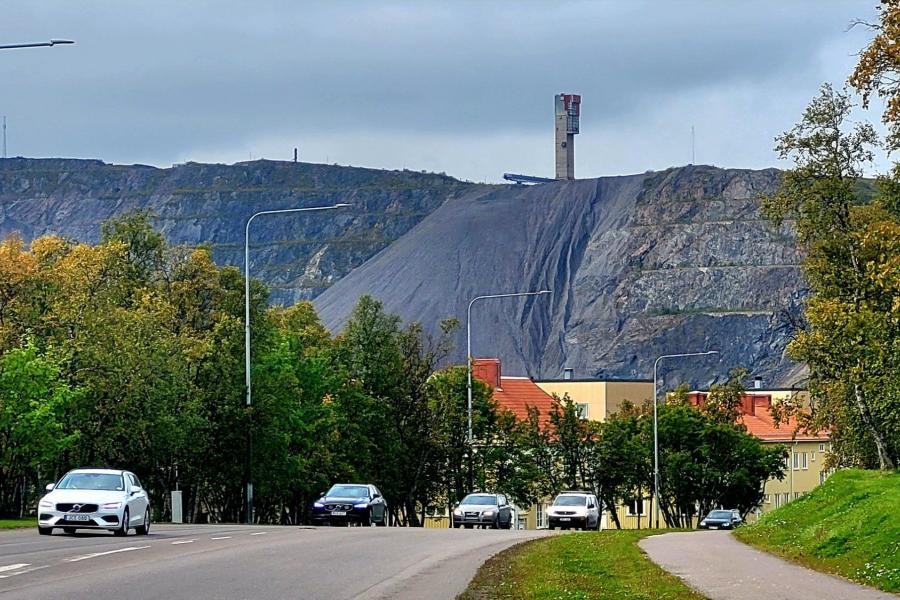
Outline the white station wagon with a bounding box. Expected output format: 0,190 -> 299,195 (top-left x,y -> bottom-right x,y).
38,468 -> 150,536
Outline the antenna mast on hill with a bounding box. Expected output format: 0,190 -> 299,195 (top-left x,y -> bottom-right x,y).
691,125 -> 695,165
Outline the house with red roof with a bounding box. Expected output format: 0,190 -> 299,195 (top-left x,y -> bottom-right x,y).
472,358 -> 560,428
688,390 -> 832,518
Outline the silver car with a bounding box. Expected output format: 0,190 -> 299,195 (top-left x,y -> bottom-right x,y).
37,468 -> 151,536
452,493 -> 513,529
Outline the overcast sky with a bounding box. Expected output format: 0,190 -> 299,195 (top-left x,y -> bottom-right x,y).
0,1 -> 883,182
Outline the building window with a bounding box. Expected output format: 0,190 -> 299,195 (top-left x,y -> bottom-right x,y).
792,452 -> 799,470
535,503 -> 546,528
801,452 -> 809,470
774,494 -> 781,508
764,494 -> 771,504
576,403 -> 589,420
783,492 -> 790,505
811,452 -> 816,462
626,498 -> 647,516
794,492 -> 801,500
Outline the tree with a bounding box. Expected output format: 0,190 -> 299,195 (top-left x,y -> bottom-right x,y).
765,84 -> 898,469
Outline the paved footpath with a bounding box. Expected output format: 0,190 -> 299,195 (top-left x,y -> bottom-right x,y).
640,531 -> 896,600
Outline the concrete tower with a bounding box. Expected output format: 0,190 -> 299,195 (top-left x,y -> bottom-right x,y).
554,93 -> 581,180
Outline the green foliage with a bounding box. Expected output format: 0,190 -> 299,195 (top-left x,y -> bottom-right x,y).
764,84 -> 900,469
735,469 -> 900,592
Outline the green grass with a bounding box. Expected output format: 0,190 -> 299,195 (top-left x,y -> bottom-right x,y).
458,531 -> 705,600
735,468 -> 900,592
0,518 -> 34,529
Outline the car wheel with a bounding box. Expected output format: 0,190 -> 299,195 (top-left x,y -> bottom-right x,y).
491,519 -> 500,530
38,527 -> 52,536
136,509 -> 150,535
362,510 -> 372,527
376,513 -> 387,527
549,524 -> 556,530
115,509 -> 129,537
62,527 -> 77,535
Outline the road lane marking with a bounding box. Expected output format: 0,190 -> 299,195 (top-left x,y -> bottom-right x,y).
0,564 -> 29,574
172,539 -> 196,545
210,536 -> 232,540
0,565 -> 48,578
249,532 -> 267,536
66,546 -> 151,562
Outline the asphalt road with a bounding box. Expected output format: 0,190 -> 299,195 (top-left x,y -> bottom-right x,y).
0,523 -> 550,600
640,530 -> 896,600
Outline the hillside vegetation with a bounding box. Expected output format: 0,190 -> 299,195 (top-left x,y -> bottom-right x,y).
735,469 -> 900,592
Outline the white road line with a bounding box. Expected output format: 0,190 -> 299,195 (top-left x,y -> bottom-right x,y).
249,532 -> 267,536
171,539 -> 196,545
0,565 -> 49,579
0,564 -> 29,574
66,545 -> 151,563
210,536 -> 232,540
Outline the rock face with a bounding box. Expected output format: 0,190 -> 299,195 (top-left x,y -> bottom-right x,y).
315,165 -> 805,387
0,158 -> 472,304
0,158 -> 805,386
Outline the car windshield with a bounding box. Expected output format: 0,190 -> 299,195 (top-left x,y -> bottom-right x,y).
56,472 -> 124,491
327,485 -> 369,499
554,495 -> 586,506
708,510 -> 733,519
461,495 -> 497,505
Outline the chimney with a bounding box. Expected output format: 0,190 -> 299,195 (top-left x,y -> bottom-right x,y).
472,358 -> 502,389
741,395 -> 755,416
753,377 -> 762,390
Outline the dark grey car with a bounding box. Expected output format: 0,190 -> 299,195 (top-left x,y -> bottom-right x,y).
699,509 -> 742,529
452,493 -> 513,529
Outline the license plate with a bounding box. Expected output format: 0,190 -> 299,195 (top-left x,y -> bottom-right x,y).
709,525 -> 718,529
560,517 -> 571,521
332,511 -> 346,516
67,514 -> 91,521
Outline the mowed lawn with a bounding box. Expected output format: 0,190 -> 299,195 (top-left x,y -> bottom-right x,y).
735,468 -> 900,593
459,530 -> 705,600
0,518 -> 34,529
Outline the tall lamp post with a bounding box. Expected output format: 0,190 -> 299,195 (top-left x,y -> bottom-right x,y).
0,39 -> 74,50
466,290 -> 552,444
244,204 -> 349,523
652,350 -> 718,528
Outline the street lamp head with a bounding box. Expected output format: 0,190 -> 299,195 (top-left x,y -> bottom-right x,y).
49,39 -> 75,46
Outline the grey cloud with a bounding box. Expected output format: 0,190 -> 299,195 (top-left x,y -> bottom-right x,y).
0,1 -> 877,177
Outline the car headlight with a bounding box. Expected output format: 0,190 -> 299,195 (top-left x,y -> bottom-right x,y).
313,502 -> 324,508
102,502 -> 122,510
39,500 -> 53,508
700,520 -> 707,526
353,502 -> 368,509
453,509 -> 462,516
483,510 -> 495,516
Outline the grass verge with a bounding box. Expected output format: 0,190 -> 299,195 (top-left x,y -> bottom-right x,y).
734,468 -> 899,592
0,518 -> 34,529
458,530 -> 705,600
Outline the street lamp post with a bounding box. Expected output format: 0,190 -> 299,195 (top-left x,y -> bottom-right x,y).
466,290 -> 553,445
0,39 -> 74,50
652,350 -> 718,529
244,204 -> 349,523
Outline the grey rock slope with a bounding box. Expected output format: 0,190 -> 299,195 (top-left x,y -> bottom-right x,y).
0,157 -> 473,304
315,165 -> 805,387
